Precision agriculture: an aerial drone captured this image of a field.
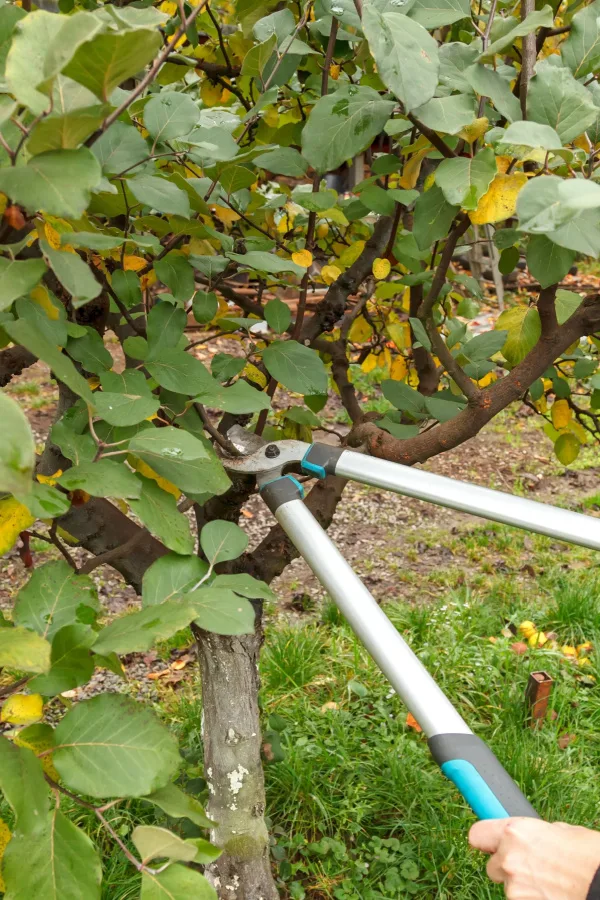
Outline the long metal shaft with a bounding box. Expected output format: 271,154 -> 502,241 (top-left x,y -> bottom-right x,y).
335,450 -> 600,550
274,496 -> 472,738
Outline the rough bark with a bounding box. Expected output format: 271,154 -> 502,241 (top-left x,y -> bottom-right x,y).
197,627 -> 279,900
0,345 -> 37,387
409,285 -> 440,396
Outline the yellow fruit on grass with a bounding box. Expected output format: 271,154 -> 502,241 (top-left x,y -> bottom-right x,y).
561,645 -> 577,657
577,642 -> 593,654
528,631 -> 547,648
518,620 -> 537,639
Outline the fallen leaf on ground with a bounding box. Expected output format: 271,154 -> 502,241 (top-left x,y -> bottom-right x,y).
406,713 -> 422,733
511,641 -> 528,655
558,733 -> 576,750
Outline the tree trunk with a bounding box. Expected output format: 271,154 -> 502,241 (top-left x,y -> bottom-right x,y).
196,626 -> 279,900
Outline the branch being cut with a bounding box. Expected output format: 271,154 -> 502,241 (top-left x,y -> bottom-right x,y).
0,345 -> 37,387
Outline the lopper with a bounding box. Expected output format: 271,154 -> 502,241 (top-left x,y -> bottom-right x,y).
224,429 -> 600,821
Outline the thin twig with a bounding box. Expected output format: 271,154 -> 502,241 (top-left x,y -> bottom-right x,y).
79,531 -> 148,576
206,2 -> 232,72
194,402 -> 242,456
0,677 -> 28,699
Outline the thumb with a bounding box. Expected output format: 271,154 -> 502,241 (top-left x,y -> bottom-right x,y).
469,818 -> 512,854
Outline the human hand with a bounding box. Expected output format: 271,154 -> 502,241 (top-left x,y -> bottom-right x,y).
469,817 -> 600,899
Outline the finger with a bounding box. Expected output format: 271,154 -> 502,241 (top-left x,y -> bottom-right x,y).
486,851 -> 507,884
469,819 -> 512,854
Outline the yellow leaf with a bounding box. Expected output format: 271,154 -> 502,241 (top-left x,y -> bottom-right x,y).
361,352 -> 378,373
56,526 -> 79,545
44,222 -> 62,250
36,470 -> 62,486
554,431 -> 580,465
458,117 -> 489,143
1,693 -> 43,725
390,356 -> 408,381
387,322 -> 410,351
159,0 -> 177,13
329,63 -> 341,80
469,172 -> 528,225
30,284 -> 60,321
140,269 -> 157,291
129,457 -> 181,499
0,817 -> 11,892
0,497 -> 35,555
123,255 -> 146,272
399,147 -> 429,189
211,205 -> 240,226
243,362 -> 267,388
14,725 -> 59,780
321,264 -> 342,285
0,193 -> 7,216
551,398 -> 571,430
292,249 -> 313,268
348,315 -> 373,343
518,621 -> 537,638
477,371 -> 496,387
339,241 -> 365,267
495,155 -> 513,174
200,80 -> 222,107
372,257 -> 391,280
574,133 -> 592,153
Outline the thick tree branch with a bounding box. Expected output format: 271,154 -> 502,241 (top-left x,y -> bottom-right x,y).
409,284 -> 441,396
537,284 -> 558,336
426,319 -> 479,402
520,0 -> 536,118
350,291 -> 600,466
0,345 -> 37,387
313,337 -> 364,423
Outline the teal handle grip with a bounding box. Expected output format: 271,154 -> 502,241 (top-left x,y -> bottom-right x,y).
429,734 -> 538,820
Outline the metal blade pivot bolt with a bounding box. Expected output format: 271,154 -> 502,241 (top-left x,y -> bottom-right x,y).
265,445 -> 280,458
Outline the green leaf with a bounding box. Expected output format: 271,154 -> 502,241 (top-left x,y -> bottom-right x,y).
227,250 -> 304,278
461,329 -> 507,361
134,825 -> 198,864
411,94 -> 476,135
424,395 -> 463,422
94,599 -> 197,655
29,624 -> 96,696
496,305 -> 541,366
154,254 -> 196,303
301,84 -> 395,174
192,290 -> 218,324
0,148 -> 102,218
53,693 -> 180,798
498,120 -> 561,151
58,459 -> 142,499
463,64 -> 522,123
561,0 -> 600,80
499,246 -> 519,275
67,326 -> 113,372
408,317 -> 432,350
526,235 -> 575,289
254,147 -> 308,177
146,348 -> 215,394
92,121 -> 149,175
144,92 -> 199,143
194,377 -> 271,414
129,174 -> 190,217
41,243 -> 101,308
548,209 -> 600,257
362,7 -> 438,113
435,148 -> 497,210
129,427 -> 230,495
218,165 -> 257,194
527,63 -> 598,144
4,320 -> 93,404
5,10 -> 63,114
0,735 -> 49,835
555,289 -> 584,325
413,185 -> 459,250
3,808 -> 102,899
0,393 -> 35,496
408,0 -> 470,28
18,481 -> 71,519
210,573 -> 276,602
515,175 -> 600,234
0,5 -> 26,77
262,340 -> 328,395
253,8 -> 295,42
141,864 -> 217,900
51,416 -> 96,466
14,560 -> 100,640
554,431 -> 580,466
264,298 -> 292,334
62,24 -> 162,101
482,6 -> 553,57
290,188 -> 338,212
0,258 -> 47,312
27,102 -> 108,154
381,381 -> 427,417
93,390 -> 159,426
0,626 -> 51,674
128,476 -> 194,555
142,553 -> 208,606
188,586 -> 255,635
144,782 -> 214,829
200,519 -> 248,565
146,302 -> 187,360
